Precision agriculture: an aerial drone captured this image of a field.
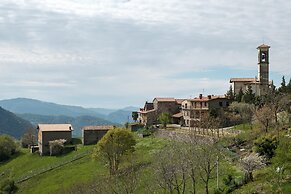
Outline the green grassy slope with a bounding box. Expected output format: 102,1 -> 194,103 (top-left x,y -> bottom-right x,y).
0,145 -> 103,194
0,138 -> 170,194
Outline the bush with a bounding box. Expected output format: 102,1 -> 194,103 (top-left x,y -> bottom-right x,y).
254,135 -> 278,160
49,139 -> 66,156
0,178 -> 17,193
223,174 -> 239,193
0,135 -> 17,162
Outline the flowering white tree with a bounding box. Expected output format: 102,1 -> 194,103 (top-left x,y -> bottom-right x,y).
241,153 -> 265,182
49,139 -> 66,156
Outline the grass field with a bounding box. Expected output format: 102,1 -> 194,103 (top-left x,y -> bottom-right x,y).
1,133 -> 289,193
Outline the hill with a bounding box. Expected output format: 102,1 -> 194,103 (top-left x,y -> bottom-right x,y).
0,107 -> 33,138
0,138 -> 168,194
18,114 -> 118,137
0,98 -> 105,118
0,98 -> 138,124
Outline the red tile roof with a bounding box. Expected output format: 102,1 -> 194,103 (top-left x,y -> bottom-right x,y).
175,99 -> 186,104
188,95 -> 227,102
172,112 -> 183,118
139,109 -> 156,114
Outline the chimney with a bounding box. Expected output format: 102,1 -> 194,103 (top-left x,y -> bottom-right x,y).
208,95 -> 211,99
199,94 -> 203,99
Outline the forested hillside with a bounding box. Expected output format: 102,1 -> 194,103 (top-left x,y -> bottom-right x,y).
0,107 -> 33,138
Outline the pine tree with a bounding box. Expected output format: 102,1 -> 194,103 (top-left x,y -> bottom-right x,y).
278,76 -> 287,93
235,88 -> 244,102
226,85 -> 235,100
286,78 -> 291,94
243,85 -> 255,104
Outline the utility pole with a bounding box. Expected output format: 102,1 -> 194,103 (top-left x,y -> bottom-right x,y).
216,155 -> 219,189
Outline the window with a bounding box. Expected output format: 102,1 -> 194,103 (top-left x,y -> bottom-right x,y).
200,102 -> 202,107
204,102 -> 207,107
185,103 -> 188,109
219,102 -> 223,107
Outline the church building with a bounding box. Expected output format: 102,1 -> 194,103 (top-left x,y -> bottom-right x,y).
230,44 -> 271,96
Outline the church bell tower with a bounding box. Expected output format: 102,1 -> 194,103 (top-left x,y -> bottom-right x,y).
257,44 -> 270,94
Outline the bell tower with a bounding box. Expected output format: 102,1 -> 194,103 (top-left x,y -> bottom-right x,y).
257,44 -> 270,95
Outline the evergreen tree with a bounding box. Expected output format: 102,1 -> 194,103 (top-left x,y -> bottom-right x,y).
278,76 -> 287,93
242,85 -> 255,104
226,85 -> 235,100
235,88 -> 244,102
286,78 -> 291,94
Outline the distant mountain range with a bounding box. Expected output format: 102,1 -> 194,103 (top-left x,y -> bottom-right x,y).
18,113 -> 117,137
0,98 -> 139,124
0,107 -> 33,138
0,98 -> 139,137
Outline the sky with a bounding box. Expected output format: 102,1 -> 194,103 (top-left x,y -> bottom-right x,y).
0,0 -> 291,108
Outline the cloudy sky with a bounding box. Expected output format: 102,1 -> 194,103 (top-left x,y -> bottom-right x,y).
0,0 -> 290,108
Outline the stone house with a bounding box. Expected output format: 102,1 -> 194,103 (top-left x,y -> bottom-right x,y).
37,124 -> 73,156
82,125 -> 115,145
138,98 -> 184,126
181,94 -> 230,127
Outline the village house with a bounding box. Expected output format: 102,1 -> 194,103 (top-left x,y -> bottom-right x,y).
37,124 -> 73,155
181,94 -> 230,127
230,44 -> 271,96
138,98 -> 184,126
82,125 -> 115,145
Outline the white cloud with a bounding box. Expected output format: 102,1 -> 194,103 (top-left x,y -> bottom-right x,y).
0,0 -> 291,107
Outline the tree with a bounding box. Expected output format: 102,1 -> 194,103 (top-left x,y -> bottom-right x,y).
242,85 -> 255,104
195,140 -> 220,194
229,102 -> 254,127
241,153 -> 265,182
287,78 -> 291,94
262,90 -> 289,123
0,135 -> 17,162
226,85 -> 235,100
93,128 -> 136,175
131,111 -> 138,122
272,137 -> 291,180
278,76 -> 287,93
255,106 -> 274,133
235,88 -> 244,102
21,128 -> 37,148
0,178 -> 17,193
49,139 -> 66,156
158,112 -> 171,128
154,143 -> 189,194
254,135 -> 278,160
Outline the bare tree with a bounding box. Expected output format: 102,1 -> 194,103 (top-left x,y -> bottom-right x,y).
195,140 -> 220,194
154,143 -> 189,194
255,106 -> 274,133
21,128 -> 37,148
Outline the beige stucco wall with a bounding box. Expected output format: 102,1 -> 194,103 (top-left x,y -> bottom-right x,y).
39,131 -> 72,155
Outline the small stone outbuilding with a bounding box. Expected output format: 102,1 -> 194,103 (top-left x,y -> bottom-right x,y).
37,124 -> 73,156
82,125 -> 115,145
